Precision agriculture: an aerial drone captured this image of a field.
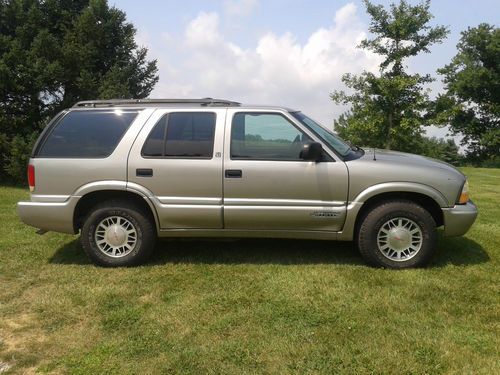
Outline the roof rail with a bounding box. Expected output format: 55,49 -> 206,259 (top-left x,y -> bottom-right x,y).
72,98 -> 241,108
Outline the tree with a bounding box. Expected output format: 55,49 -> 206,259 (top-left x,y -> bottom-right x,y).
332,0 -> 448,152
418,136 -> 461,165
436,24 -> 499,163
0,0 -> 159,182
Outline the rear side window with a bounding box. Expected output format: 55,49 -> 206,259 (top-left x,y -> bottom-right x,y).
37,110 -> 139,158
142,112 -> 216,158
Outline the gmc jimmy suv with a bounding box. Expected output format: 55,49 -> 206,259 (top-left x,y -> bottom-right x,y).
17,98 -> 478,268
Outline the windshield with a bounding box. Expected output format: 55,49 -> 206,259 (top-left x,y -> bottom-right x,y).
291,112 -> 352,156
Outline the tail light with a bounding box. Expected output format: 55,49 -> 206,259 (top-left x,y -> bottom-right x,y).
27,164 -> 35,192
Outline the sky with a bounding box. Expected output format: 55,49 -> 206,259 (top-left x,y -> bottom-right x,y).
111,0 -> 499,140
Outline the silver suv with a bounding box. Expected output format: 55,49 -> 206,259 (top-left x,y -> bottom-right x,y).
17,98 -> 477,268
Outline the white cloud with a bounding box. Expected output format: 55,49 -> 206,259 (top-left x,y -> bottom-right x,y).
224,0 -> 258,16
185,12 -> 221,47
149,3 -> 381,128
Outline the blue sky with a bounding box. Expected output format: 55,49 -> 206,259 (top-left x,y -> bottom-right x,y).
112,0 -> 499,139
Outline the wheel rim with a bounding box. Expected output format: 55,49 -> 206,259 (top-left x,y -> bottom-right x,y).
377,217 -> 423,262
95,216 -> 137,258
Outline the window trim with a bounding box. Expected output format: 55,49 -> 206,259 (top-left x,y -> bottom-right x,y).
32,110 -> 68,158
35,109 -> 140,159
289,111 -> 357,161
141,111 -> 217,160
229,111 -> 332,162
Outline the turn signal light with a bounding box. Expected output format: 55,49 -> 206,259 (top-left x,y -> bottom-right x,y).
458,180 -> 469,204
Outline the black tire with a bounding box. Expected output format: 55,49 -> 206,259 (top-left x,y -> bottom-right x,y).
81,199 -> 156,267
357,200 -> 437,269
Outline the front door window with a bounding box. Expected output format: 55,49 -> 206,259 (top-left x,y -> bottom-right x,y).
230,113 -> 310,160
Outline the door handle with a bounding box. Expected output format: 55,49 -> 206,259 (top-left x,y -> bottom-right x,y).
136,168 -> 153,177
225,169 -> 242,178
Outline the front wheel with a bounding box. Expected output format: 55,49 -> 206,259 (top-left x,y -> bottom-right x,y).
81,200 -> 156,267
357,200 -> 437,269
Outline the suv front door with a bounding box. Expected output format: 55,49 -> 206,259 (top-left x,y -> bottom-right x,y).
223,110 -> 349,231
128,108 -> 225,229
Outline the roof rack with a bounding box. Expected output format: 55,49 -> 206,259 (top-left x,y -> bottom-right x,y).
72,98 -> 241,108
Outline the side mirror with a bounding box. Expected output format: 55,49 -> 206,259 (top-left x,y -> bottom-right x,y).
300,142 -> 323,162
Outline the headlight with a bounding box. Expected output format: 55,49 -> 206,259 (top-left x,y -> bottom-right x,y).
458,179 -> 470,204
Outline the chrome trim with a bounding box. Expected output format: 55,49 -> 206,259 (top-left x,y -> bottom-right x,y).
224,198 -> 346,207
31,194 -> 70,203
157,196 -> 222,205
224,205 -> 344,211
156,204 -> 223,209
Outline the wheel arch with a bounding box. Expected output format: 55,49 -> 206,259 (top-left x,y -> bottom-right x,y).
338,182 -> 447,241
353,182 -> 449,208
352,191 -> 444,240
73,190 -> 159,234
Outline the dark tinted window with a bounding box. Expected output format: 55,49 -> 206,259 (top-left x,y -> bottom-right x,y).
231,113 -> 310,160
38,110 -> 138,158
141,117 -> 166,157
142,112 -> 216,158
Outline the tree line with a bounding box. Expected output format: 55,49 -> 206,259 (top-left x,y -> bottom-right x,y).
0,0 -> 158,183
0,0 -> 498,183
332,0 -> 499,167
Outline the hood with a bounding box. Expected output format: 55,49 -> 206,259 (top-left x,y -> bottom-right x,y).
347,148 -> 466,206
360,148 -> 464,176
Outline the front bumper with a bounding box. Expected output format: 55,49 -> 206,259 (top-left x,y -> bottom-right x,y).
442,200 -> 478,237
17,197 -> 79,234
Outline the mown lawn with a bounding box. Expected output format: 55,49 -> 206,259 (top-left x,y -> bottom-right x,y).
0,167 -> 498,374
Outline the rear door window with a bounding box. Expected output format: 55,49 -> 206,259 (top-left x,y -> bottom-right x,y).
37,110 -> 139,158
142,112 -> 216,158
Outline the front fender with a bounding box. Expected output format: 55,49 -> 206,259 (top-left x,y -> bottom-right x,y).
337,182 -> 449,241
352,182 -> 449,207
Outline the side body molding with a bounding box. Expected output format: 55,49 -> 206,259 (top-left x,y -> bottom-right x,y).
337,182 -> 449,241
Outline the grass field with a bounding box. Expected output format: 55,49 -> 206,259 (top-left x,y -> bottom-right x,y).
0,167 -> 498,374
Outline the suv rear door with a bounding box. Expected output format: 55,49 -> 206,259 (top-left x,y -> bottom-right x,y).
128,108 -> 225,229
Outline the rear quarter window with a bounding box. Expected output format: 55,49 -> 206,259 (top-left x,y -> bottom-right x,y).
37,110 -> 139,158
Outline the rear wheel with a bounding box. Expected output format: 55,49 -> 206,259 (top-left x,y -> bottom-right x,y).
357,200 -> 437,269
81,200 -> 156,267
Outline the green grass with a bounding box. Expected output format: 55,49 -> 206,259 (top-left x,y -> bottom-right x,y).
0,167 -> 499,374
